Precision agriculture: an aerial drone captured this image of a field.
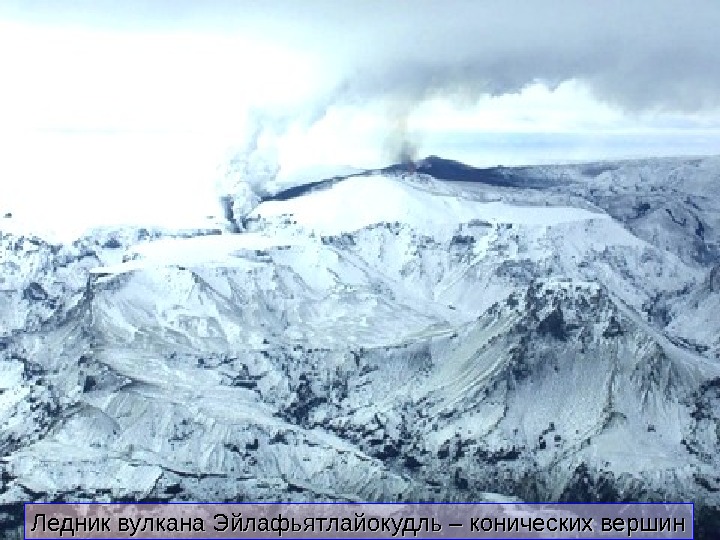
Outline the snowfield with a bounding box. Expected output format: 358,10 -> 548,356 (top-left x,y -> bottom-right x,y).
1,155 -> 720,531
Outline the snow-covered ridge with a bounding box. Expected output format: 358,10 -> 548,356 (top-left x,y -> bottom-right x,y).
90,173 -> 609,277
89,232 -> 298,277
250,173 -> 609,234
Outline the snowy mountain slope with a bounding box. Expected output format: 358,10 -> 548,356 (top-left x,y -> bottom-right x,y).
1,155 -> 720,533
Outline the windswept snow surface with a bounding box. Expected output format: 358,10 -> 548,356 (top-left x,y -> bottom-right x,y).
1,156 -> 720,527
250,174 -> 608,235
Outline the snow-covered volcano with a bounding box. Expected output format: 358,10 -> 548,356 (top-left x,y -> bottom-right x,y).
1,155 -> 720,535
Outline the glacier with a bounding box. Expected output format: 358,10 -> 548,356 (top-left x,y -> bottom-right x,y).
1,155 -> 720,536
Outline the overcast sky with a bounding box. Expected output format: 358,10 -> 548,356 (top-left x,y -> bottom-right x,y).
2,0 -> 720,238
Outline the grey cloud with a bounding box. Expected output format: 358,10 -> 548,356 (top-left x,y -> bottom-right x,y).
324,2 -> 720,113
147,0 -> 714,115
238,0 -> 720,163
5,0 -> 719,165
279,0 -> 720,162
4,0 -> 719,112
